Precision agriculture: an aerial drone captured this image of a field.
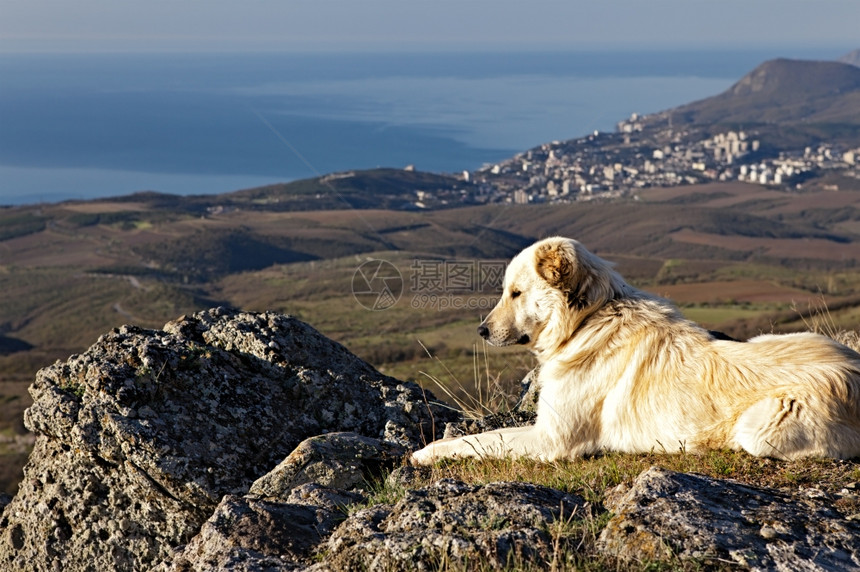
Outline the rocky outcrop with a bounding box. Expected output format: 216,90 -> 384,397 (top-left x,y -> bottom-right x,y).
3,309 -> 860,571
159,476 -> 587,572
0,308 -> 455,571
152,466 -> 860,572
600,467 -> 860,570
316,477 -> 586,571
158,484 -> 360,571
440,366 -> 538,440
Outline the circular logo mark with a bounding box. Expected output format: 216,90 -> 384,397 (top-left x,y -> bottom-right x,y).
352,259 -> 403,310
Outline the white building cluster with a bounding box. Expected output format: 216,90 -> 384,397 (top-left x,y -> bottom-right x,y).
704,131 -> 759,164
472,120 -> 860,204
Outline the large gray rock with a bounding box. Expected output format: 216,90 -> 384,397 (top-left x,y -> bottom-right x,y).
157,484 -> 361,572
0,308 -> 455,572
314,478 -> 586,571
599,467 -> 860,570
250,432 -> 406,497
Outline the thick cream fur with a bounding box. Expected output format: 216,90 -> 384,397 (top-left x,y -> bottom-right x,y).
412,236 -> 860,464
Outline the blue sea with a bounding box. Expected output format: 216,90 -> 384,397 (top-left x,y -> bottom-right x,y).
0,49 -> 845,205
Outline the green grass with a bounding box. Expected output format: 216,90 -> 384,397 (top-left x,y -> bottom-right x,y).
0,269 -> 200,352
680,304 -> 771,326
409,451 -> 860,507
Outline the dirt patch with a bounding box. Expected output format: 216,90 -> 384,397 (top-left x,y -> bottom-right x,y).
58,202 -> 151,214
652,279 -> 816,304
669,228 -> 860,261
636,182 -> 758,204
755,188 -> 860,215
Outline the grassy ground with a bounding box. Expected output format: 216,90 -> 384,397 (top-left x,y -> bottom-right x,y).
407,450 -> 860,504
359,450 -> 860,571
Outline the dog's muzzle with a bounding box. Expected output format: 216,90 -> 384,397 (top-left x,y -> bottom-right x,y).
477,324 -> 530,346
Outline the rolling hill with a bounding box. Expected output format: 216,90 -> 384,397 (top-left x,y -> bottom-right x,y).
102,168 -> 477,214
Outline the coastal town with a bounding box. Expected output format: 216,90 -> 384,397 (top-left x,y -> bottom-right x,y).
459,112 -> 860,206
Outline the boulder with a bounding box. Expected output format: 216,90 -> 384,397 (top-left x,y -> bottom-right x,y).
0,308 -> 455,572
250,432 -> 406,497
599,466 -> 860,570
315,478 -> 586,571
157,484 -> 361,572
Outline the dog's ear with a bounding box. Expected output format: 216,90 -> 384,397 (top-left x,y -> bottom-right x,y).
535,240 -> 576,290
536,238 -> 619,308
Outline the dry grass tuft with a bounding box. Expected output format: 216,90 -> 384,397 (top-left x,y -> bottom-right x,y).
417,339 -> 524,420
417,450 -> 860,502
834,329 -> 860,353
794,296 -> 860,352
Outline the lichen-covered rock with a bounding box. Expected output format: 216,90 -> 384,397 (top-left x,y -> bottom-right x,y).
250,432 -> 405,497
599,467 -> 860,570
160,495 -> 318,572
158,483 -> 361,572
513,366 -> 541,414
315,478 -> 586,571
0,308 -> 455,572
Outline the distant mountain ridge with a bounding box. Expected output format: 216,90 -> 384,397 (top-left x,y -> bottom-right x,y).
666,57 -> 860,126
840,49 -> 860,68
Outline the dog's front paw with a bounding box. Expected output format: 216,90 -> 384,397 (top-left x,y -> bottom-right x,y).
409,446 -> 435,466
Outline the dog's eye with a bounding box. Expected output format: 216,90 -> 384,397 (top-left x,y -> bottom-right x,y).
511,290 -> 521,299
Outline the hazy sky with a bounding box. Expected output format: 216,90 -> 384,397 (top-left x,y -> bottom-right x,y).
1,0 -> 858,53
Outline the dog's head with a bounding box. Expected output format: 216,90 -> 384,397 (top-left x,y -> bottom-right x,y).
478,237 -> 625,352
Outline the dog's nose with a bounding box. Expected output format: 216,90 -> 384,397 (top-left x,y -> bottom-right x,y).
477,325 -> 489,339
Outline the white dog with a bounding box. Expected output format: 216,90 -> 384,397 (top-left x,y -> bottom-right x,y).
412,236 -> 860,464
